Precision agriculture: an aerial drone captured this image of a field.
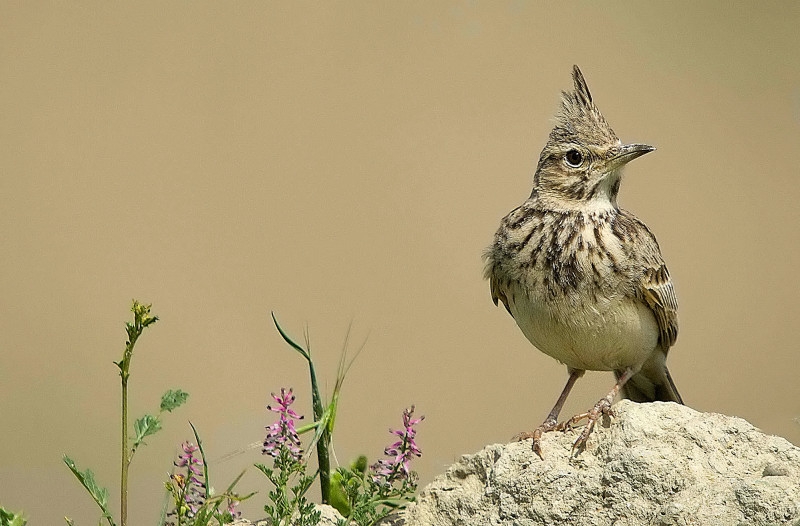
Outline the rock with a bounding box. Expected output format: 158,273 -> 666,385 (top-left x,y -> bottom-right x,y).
231,503 -> 344,526
317,504 -> 347,525
402,400 -> 800,526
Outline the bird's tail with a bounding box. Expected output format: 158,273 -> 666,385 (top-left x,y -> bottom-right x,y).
617,364 -> 683,404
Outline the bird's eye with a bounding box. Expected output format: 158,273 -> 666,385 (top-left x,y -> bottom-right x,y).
564,150 -> 583,167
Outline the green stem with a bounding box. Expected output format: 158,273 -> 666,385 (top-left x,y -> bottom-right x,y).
176,481 -> 186,526
306,346 -> 330,504
113,301 -> 157,526
119,336 -> 136,526
120,372 -> 128,526
118,314 -> 141,526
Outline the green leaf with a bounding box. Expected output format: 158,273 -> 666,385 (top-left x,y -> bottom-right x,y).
254,463 -> 273,479
232,489 -> 257,502
295,419 -> 322,436
327,324 -> 366,436
62,456 -> 115,526
271,313 -> 311,361
304,404 -> 334,461
0,506 -> 27,526
352,455 -> 368,474
329,469 -> 351,517
132,414 -> 162,446
189,421 -> 210,499
223,468 -> 247,495
160,389 -> 189,412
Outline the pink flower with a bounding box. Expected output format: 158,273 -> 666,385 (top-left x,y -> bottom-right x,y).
372,406 -> 424,484
263,388 -> 304,461
171,441 -> 206,518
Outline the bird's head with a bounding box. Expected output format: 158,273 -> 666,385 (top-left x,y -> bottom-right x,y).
532,65 -> 654,210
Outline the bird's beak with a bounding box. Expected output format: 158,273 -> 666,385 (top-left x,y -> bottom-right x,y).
609,143 -> 655,169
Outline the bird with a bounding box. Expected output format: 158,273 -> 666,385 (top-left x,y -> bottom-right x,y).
483,65 -> 683,457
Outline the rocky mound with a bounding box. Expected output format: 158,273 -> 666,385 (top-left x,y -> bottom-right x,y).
401,401 -> 800,526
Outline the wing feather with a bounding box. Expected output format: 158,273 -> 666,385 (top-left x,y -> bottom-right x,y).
641,264 -> 679,349
616,209 -> 679,351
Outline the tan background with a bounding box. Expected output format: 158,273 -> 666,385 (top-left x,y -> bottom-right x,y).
2,2 -> 799,524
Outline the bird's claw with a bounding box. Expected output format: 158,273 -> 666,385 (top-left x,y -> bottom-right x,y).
514,396 -> 615,458
570,397 -> 614,452
513,417 -> 559,459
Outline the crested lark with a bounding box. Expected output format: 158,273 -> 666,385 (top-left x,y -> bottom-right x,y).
484,65 -> 682,457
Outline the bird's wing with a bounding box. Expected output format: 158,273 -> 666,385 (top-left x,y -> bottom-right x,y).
487,267 -> 513,316
641,263 -> 679,350
616,209 -> 679,351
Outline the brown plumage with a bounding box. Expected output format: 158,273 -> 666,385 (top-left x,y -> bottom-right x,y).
484,65 -> 682,457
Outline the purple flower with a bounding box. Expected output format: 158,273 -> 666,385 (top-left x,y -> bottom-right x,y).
263,387 -> 304,461
174,441 -> 204,478
226,498 -> 241,520
372,405 -> 424,484
170,441 -> 206,518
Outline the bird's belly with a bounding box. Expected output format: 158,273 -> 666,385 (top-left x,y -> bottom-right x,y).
507,285 -> 659,371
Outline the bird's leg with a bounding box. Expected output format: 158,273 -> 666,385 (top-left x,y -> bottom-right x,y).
563,367 -> 638,452
513,369 -> 584,458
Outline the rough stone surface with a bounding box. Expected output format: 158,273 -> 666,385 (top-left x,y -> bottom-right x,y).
402,401 -> 800,526
317,504 -> 346,525
231,503 -> 344,526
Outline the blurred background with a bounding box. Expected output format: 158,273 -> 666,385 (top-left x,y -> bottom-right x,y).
1,2 -> 798,523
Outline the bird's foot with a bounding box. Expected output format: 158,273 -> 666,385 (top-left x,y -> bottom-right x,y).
512,417 -> 560,459
562,395 -> 615,453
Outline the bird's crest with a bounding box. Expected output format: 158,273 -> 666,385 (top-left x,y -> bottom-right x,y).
548,65 -> 619,147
